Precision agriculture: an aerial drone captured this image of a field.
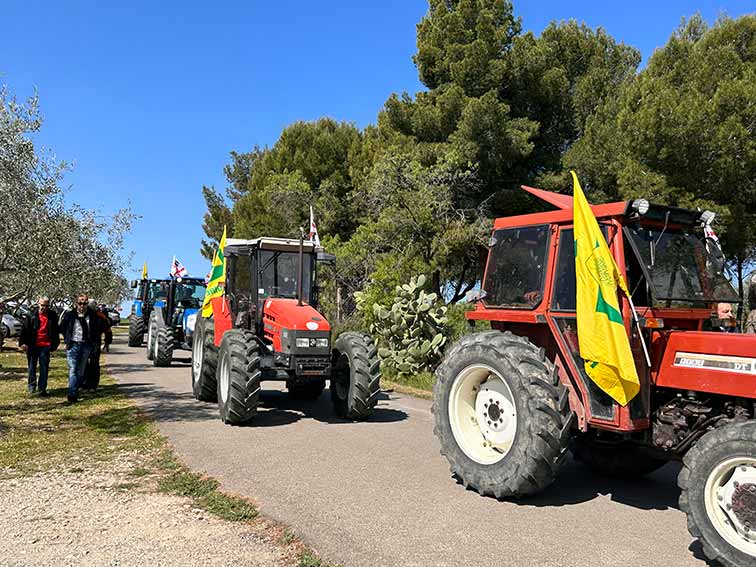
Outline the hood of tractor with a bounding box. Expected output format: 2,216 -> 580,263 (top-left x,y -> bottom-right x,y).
262,298 -> 331,355
262,298 -> 331,332
655,331 -> 756,399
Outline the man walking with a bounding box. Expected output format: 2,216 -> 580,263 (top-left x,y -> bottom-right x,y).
60,294 -> 107,403
19,297 -> 60,396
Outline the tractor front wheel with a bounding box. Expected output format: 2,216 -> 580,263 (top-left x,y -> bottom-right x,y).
216,329 -> 261,425
128,315 -> 145,347
146,318 -> 156,361
679,420 -> 756,567
191,316 -> 218,402
330,332 -> 380,420
153,327 -> 175,367
433,330 -> 574,499
573,440 -> 666,479
287,380 -> 325,400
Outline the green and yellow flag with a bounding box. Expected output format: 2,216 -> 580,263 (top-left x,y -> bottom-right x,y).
573,171 -> 639,406
201,226 -> 227,318
142,261 -> 148,279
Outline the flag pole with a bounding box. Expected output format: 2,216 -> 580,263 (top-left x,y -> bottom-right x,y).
626,294 -> 652,367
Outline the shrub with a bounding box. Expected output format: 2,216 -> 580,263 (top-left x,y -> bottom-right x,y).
355,274 -> 447,378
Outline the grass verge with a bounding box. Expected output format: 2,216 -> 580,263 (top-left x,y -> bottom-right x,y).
0,344 -> 338,567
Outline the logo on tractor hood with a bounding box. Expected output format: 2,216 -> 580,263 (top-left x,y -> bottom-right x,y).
674,352 -> 756,375
306,321 -> 319,331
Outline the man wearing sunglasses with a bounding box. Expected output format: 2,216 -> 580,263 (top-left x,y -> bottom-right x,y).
19,297 -> 60,396
60,294 -> 108,403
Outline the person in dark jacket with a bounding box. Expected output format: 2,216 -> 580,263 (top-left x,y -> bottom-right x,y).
59,294 -> 108,403
19,297 -> 60,396
80,300 -> 112,391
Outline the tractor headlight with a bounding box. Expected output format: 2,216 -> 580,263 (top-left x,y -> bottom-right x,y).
186,313 -> 197,333
296,338 -> 311,348
316,338 -> 329,348
631,199 -> 650,215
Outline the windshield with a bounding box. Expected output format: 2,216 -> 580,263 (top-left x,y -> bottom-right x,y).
625,225 -> 737,307
174,282 -> 206,308
258,251 -> 313,301
147,282 -> 169,302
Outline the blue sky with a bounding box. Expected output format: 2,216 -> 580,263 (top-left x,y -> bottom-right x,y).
2,0 -> 753,296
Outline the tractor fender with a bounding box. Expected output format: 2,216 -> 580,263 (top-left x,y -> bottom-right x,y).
133,300 -> 144,318
183,308 -> 199,340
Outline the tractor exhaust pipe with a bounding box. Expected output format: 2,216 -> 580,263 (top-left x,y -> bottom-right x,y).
297,227 -> 304,306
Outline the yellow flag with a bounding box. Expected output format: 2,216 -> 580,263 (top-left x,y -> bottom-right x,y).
201,226 -> 227,318
142,261 -> 148,279
573,171 -> 639,406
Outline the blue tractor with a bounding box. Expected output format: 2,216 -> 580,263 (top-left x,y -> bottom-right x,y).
147,277 -> 207,367
128,278 -> 171,347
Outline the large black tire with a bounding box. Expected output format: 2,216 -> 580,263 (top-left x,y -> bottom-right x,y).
330,332 -> 380,420
153,326 -> 176,367
128,314 -> 145,347
191,317 -> 218,402
679,421 -> 756,567
573,441 -> 666,479
287,380 -> 326,400
146,316 -> 156,361
433,330 -> 574,499
216,329 -> 261,425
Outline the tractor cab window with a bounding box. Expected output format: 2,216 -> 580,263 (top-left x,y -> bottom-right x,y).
551,225 -> 610,311
483,225 -> 549,309
624,225 -> 738,308
258,251 -> 313,302
174,282 -> 205,309
147,282 -> 168,302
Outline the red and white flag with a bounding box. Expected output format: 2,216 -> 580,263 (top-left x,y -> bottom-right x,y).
171,255 -> 188,278
309,205 -> 321,247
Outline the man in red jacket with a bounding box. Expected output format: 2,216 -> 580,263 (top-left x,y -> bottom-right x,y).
19,297 -> 60,396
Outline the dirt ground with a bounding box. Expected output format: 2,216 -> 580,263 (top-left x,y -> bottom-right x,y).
0,455 -> 289,567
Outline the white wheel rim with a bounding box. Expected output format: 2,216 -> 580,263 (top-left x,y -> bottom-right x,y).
147,325 -> 153,348
219,351 -> 230,404
704,455 -> 756,558
448,364 -> 517,465
192,328 -> 203,380
153,330 -> 159,358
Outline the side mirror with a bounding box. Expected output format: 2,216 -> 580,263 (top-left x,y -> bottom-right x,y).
130,280 -> 138,289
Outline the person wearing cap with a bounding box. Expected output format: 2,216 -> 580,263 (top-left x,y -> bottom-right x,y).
19,297 -> 60,396
60,294 -> 108,403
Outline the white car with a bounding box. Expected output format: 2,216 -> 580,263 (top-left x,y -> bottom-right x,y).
1,313 -> 22,338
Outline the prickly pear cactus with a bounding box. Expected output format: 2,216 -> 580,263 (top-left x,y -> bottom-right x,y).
355,275 -> 448,378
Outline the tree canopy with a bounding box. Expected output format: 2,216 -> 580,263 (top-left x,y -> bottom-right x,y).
0,84 -> 133,304
200,3 -> 755,322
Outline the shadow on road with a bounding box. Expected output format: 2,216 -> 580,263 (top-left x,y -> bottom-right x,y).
452,455 -> 682,512
114,381 -> 219,423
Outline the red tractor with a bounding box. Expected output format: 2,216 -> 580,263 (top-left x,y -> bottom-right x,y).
191,236 -> 381,424
433,186 -> 756,567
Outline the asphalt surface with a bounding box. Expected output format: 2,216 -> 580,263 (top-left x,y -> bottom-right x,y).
108,333 -> 709,567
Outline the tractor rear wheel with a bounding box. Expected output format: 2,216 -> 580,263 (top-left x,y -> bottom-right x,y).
330,332 -> 380,420
153,326 -> 175,367
679,420 -> 756,567
128,315 -> 144,347
287,380 -> 325,400
433,330 -> 574,499
216,329 -> 261,425
573,441 -> 666,479
191,316 -> 218,402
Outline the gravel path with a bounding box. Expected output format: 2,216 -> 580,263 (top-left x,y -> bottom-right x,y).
0,457 -> 287,567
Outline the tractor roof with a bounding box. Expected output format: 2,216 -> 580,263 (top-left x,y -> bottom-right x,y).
494,186 -> 704,230
225,237 -> 320,254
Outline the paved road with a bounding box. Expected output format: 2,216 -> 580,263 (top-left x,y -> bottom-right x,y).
108,333 -> 707,567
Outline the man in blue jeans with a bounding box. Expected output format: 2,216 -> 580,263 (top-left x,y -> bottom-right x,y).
60,294 -> 108,403
19,297 -> 60,396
